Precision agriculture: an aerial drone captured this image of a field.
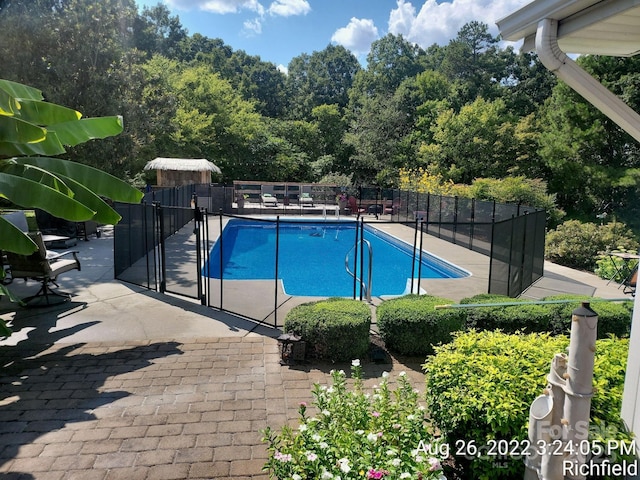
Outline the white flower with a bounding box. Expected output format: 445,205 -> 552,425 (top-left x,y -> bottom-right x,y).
312,434 -> 321,442
356,430 -> 365,435
382,371 -> 389,378
298,423 -> 307,432
327,387 -> 334,394
418,405 -> 426,411
400,473 -> 411,479
386,449 -> 396,456
293,475 -> 303,480
306,451 -> 318,461
321,470 -> 334,479
338,458 -> 351,473
339,370 -> 345,375
352,359 -> 360,367
322,409 -> 331,417
319,441 -> 329,449
391,458 -> 401,467
407,414 -> 416,421
367,432 -> 378,443
429,457 -> 442,471
399,371 -> 407,377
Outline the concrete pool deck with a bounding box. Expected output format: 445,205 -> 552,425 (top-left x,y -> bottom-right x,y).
0,218 -> 633,479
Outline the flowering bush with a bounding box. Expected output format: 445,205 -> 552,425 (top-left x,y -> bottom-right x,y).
262,360 -> 446,479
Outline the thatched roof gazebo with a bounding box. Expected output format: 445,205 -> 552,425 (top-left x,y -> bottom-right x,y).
144,158 -> 222,187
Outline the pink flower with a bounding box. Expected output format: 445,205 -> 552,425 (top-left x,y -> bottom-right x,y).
429,457 -> 442,471
274,451 -> 292,462
366,469 -> 389,479
372,411 -> 380,417
299,401 -> 307,407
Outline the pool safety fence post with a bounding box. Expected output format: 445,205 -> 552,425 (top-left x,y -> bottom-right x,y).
418,220 -> 425,294
453,196 -> 458,244
194,206 -> 204,305
219,210 -> 224,311
411,219 -> 419,294
353,219 -> 359,299
203,210 -> 210,306
359,218 -> 365,301
274,216 -> 280,327
156,203 -> 167,294
470,198 -> 476,250
508,214 -> 516,298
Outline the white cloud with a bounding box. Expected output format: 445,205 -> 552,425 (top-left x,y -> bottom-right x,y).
331,17 -> 379,56
167,0 -> 265,15
277,64 -> 289,75
388,0 -> 530,48
243,17 -> 263,35
268,0 -> 311,17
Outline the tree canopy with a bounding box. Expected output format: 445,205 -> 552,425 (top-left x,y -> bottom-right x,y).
1,0 -> 639,231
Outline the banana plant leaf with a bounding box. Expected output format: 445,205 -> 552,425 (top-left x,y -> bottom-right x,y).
13,99 -> 81,125
0,88 -> 20,116
0,133 -> 66,156
48,116 -> 123,147
0,172 -> 95,220
54,174 -> 122,225
0,79 -> 44,102
0,216 -> 37,254
1,161 -> 74,197
16,157 -> 143,203
0,115 -> 47,144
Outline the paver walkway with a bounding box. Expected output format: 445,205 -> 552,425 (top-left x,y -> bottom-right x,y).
0,335 -> 423,480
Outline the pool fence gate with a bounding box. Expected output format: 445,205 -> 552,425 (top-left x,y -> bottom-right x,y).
114,183 -> 546,327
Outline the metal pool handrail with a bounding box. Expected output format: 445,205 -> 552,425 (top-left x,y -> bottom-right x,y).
345,239 -> 373,302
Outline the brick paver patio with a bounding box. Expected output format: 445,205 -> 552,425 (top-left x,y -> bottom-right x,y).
0,336 -> 423,479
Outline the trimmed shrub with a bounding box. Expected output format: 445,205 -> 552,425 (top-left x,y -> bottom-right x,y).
545,220 -> 638,270
461,294 -> 552,333
283,298 -> 371,362
377,294 -> 465,356
424,331 -> 631,479
541,294 -> 632,337
460,294 -> 632,337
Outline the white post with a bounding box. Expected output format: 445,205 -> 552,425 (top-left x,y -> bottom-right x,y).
562,303 -> 598,480
621,292 -> 640,470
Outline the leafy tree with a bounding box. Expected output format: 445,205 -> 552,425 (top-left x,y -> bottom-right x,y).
133,4 -> 188,59
426,97 -> 518,183
538,55 -> 640,230
365,34 -> 426,93
311,104 -> 352,175
344,94 -> 413,186
286,45 -> 360,120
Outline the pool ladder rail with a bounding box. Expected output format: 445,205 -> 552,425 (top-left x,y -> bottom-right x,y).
345,239 -> 373,302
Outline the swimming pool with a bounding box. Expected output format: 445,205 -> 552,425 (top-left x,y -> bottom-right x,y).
204,218 -> 469,297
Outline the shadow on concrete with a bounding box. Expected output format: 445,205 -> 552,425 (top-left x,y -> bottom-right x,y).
0,340 -> 183,474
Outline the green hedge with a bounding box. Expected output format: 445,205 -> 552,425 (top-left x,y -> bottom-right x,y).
377,294 -> 466,356
461,294 -> 552,332
424,331 -> 632,479
283,298 -> 371,362
461,293 -> 631,337
541,294 -> 632,337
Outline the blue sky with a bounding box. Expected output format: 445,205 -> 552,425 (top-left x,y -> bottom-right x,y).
134,0 -> 529,71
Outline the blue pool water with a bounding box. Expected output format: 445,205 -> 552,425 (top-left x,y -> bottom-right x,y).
204,219 -> 469,297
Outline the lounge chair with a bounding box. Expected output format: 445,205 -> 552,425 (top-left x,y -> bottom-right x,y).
299,192 -> 314,206
261,193 -> 278,206
5,231 -> 81,306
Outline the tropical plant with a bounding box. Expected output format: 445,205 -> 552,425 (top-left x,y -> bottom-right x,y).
0,78 -> 143,330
